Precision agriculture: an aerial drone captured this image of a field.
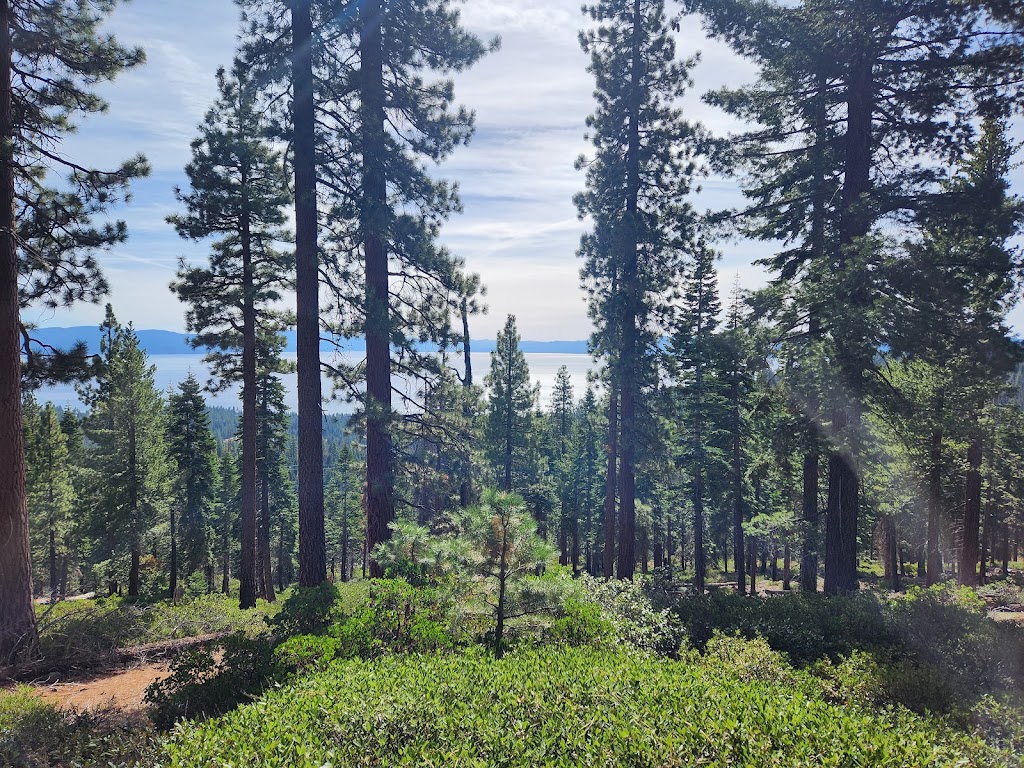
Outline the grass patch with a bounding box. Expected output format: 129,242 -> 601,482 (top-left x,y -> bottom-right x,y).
164,644 -> 1011,767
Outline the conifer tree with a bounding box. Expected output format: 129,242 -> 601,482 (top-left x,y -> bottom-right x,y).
485,316 -> 534,493
24,398 -> 74,598
690,0 -> 1023,593
169,66 -> 292,609
576,0 -> 702,579
0,0 -> 147,660
671,245 -> 726,593
166,374 -> 219,592
82,308 -> 171,598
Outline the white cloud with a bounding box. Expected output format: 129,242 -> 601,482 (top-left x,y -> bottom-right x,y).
34,0 -> 1023,347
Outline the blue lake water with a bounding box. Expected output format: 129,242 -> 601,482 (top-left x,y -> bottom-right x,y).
34,352 -> 599,414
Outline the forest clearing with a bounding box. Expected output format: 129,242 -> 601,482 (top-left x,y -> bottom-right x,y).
2,0 -> 1024,765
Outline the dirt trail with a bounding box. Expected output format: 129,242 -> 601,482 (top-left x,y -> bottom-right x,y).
33,662 -> 170,711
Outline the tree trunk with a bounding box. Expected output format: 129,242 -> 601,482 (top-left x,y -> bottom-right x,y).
783,544 -> 791,590
169,509 -> 178,600
615,0 -> 644,582
128,546 -> 140,598
0,0 -> 36,663
221,504 -> 231,595
693,469 -> 706,593
926,425 -> 943,585
959,434 -> 982,587
259,471 -> 275,602
459,298 -> 474,507
238,187 -> 258,610
800,451 -> 819,592
883,514 -> 899,590
361,0 -> 394,581
291,0 -> 326,588
825,54 -> 873,597
731,350 -> 745,594
603,389 -> 618,577
48,528 -> 58,598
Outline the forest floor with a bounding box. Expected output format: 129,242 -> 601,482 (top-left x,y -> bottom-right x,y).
31,661 -> 169,711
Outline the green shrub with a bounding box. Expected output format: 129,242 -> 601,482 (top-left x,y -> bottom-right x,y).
145,633 -> 277,730
574,574 -> 683,654
266,582 -> 341,636
0,686 -> 161,767
274,634 -> 342,673
544,598 -> 615,647
333,578 -> 460,658
165,646 -> 1011,767
669,589 -> 893,664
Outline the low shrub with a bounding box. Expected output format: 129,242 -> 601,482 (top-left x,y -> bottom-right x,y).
145,633 -> 277,730
544,598 -> 615,647
266,582 -> 340,636
332,578 -> 462,658
164,646 -> 1011,767
573,574 -> 683,654
0,686 -> 162,767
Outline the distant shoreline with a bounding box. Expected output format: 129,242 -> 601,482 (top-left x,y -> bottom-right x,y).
28,327 -> 592,357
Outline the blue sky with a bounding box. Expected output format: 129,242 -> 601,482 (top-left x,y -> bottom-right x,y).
27,0 -> 1024,341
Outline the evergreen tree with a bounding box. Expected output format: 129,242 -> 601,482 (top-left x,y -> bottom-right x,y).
169,65 -> 292,609
82,307 -> 171,598
691,0 -> 1023,593
0,0 -> 148,661
24,398 -> 74,598
550,366 -> 576,566
671,245 -> 726,593
576,0 -> 702,579
166,374 -> 219,592
485,316 -> 535,493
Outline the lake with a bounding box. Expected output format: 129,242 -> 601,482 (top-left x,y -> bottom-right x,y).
34,352 -> 599,413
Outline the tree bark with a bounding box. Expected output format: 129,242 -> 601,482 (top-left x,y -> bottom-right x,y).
291,0 -> 326,588
169,509 -> 178,600
926,423 -> 943,585
800,451 -> 819,591
361,0 -> 394,580
0,0 -> 36,662
602,388 -> 618,577
238,175 -> 258,609
959,434 -> 982,587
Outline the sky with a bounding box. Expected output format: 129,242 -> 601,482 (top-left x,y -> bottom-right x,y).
28,0 -> 1024,341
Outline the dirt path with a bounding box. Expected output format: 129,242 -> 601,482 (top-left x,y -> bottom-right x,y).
33,662 -> 171,712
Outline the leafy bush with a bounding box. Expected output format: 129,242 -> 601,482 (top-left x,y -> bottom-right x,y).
33,592 -> 273,667
274,634 -> 342,673
574,574 -> 683,654
145,633 -> 277,730
669,589 -> 892,664
165,646 -> 1011,767
333,578 -> 461,659
266,583 -> 340,636
0,686 -> 161,767
544,598 -> 615,647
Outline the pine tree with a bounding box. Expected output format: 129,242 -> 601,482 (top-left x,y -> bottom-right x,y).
550,366 -> 575,566
0,0 -> 148,661
24,398 -> 75,598
485,316 -> 535,493
576,0 -> 702,579
169,66 -> 292,609
82,307 -> 171,598
166,374 -> 219,593
691,0 -> 1023,593
671,245 -> 726,593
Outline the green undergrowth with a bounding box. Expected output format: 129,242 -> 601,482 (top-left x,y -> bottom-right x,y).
0,686 -> 161,767
666,583 -> 1024,719
164,641 -> 1013,767
32,592 -> 279,666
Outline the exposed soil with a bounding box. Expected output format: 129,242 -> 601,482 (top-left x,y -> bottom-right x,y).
34,662 -> 170,712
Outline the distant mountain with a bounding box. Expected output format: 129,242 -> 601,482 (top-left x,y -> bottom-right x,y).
30,327 -> 591,356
